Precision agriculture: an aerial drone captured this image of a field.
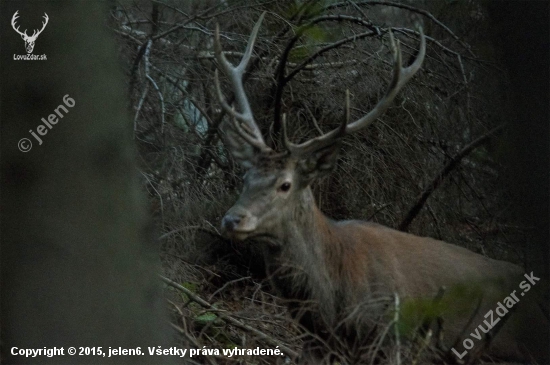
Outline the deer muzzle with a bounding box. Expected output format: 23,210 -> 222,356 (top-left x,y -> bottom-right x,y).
221,208 -> 258,241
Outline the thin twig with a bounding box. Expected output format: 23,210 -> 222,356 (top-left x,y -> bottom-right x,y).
328,0 -> 475,57
399,124 -> 505,231
394,293 -> 401,365
169,322 -> 218,365
141,171 -> 164,224
208,276 -> 251,302
146,75 -> 166,133
160,275 -> 299,359
133,39 -> 152,134
285,30 -> 377,83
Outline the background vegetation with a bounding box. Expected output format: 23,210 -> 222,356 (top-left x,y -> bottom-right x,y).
110,0 -> 545,363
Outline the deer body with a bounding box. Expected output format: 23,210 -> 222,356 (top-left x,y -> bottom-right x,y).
214,14 -> 548,363
225,164 -> 547,363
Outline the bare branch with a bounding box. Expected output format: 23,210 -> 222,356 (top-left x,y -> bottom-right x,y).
399,125 -> 505,232
160,275 -> 299,359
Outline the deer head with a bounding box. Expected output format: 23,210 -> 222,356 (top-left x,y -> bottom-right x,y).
11,11 -> 49,54
216,13 -> 425,244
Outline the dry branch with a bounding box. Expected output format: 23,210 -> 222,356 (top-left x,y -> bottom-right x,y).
399,125 -> 504,231
160,275 -> 300,359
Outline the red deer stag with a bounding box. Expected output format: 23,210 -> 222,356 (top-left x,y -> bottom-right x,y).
215,14 -> 549,364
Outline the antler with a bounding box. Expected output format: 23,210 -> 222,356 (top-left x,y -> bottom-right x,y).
11,11 -> 27,37
214,12 -> 272,153
11,11 -> 49,40
283,28 -> 426,157
30,13 -> 49,39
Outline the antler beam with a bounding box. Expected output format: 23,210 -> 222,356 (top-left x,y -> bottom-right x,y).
33,13 -> 49,38
214,12 -> 272,153
283,28 -> 426,157
11,11 -> 49,39
11,11 -> 27,37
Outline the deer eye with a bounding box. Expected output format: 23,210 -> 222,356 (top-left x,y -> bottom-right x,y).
279,182 -> 291,192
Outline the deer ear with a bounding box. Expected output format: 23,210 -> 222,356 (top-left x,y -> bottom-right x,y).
297,143 -> 340,184
221,121 -> 256,169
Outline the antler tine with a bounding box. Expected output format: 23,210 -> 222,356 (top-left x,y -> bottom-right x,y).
230,103 -> 273,152
214,12 -> 271,153
284,28 -> 426,157
11,11 -> 27,37
35,13 -> 49,37
346,27 -> 426,133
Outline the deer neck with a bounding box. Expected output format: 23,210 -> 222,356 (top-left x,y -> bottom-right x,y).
262,186 -> 341,325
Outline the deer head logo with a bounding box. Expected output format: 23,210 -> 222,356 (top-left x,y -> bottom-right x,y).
11,11 -> 49,54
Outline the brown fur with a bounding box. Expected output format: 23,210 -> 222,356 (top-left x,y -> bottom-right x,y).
216,15 -> 548,361
222,158 -> 549,364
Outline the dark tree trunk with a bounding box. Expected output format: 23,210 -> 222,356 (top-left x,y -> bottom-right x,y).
1,2 -> 174,363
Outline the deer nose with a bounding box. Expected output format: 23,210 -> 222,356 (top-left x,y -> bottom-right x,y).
221,214 -> 242,232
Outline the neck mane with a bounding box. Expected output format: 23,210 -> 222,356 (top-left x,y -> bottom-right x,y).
262,186 -> 345,328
